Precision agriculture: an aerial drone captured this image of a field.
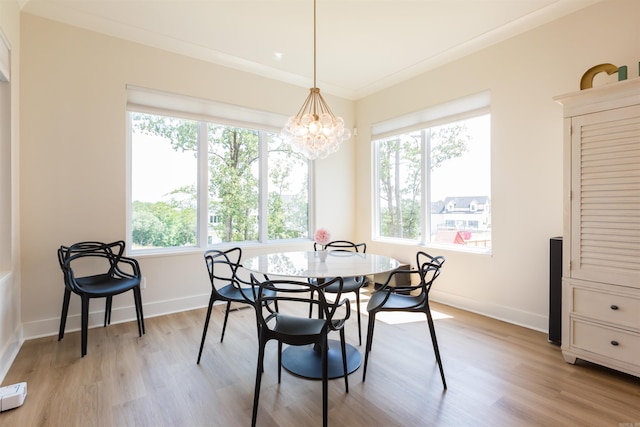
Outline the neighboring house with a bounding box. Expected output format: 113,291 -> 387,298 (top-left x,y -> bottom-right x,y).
432,196 -> 491,246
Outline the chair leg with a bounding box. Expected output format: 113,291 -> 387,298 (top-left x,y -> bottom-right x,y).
340,328 -> 349,393
354,289 -> 362,346
425,306 -> 447,389
104,296 -> 113,327
277,341 -> 283,384
220,301 -> 232,342
308,289 -> 315,318
252,338 -> 266,427
136,287 -> 145,335
133,287 -> 145,336
58,288 -> 71,341
321,336 -> 329,427
81,296 -> 90,357
197,293 -> 216,364
362,313 -> 376,382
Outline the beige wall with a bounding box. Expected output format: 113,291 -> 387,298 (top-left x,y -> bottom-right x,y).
19,14 -> 355,338
0,0 -> 21,380
355,0 -> 639,328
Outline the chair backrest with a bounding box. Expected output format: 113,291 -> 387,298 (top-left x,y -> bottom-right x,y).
58,241 -> 120,266
315,240 -> 367,253
58,241 -> 128,291
204,247 -> 255,301
416,251 -> 445,296
251,275 -> 350,338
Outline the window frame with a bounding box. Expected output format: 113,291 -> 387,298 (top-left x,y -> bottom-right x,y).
372,92 -> 492,254
126,86 -> 313,255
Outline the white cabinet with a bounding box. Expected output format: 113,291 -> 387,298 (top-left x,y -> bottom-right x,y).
555,78 -> 640,377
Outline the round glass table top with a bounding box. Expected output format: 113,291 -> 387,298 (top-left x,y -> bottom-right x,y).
242,250 -> 400,279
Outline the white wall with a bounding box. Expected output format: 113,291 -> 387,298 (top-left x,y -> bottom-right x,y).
0,0 -> 22,381
19,14 -> 355,339
355,0 -> 640,330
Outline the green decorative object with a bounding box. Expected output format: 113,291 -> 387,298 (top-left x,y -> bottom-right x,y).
618,65 -> 628,81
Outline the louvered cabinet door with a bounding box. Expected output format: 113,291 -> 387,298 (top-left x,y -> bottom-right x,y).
556,78 -> 640,378
570,103 -> 640,289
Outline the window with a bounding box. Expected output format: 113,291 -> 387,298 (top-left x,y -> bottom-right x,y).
127,87 -> 310,252
373,92 -> 491,252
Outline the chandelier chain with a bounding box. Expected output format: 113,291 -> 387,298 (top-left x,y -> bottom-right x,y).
313,0 -> 317,90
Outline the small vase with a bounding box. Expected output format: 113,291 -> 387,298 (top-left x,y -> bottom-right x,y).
318,250 -> 328,262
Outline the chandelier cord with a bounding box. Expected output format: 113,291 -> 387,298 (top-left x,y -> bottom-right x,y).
313,0 -> 317,90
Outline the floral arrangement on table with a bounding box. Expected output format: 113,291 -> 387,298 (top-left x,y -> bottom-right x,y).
314,228 -> 331,250
314,228 -> 331,261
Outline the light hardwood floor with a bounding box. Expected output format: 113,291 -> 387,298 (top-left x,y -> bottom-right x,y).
2,292 -> 639,427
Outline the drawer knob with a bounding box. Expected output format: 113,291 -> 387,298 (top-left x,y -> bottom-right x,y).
610,340 -> 619,346
610,304 -> 619,310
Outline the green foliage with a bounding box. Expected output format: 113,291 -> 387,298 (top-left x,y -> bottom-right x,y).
133,113 -> 198,153
430,123 -> 470,170
132,200 -> 196,248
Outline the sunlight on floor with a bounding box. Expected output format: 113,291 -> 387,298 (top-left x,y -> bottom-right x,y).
362,305 -> 453,324
349,292 -> 454,325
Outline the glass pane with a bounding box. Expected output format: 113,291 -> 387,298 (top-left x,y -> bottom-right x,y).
131,113 -> 198,249
207,125 -> 259,243
429,114 -> 491,249
376,132 -> 422,240
267,133 -> 309,240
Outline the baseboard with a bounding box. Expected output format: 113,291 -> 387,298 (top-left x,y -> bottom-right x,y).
430,289 -> 548,333
22,292 -> 211,340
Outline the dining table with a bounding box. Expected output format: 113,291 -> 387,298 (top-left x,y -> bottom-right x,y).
242,250 -> 400,379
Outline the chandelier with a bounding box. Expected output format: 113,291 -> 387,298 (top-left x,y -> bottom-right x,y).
281,0 -> 351,160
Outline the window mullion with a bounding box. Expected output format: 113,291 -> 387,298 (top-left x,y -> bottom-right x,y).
198,122 -> 209,247
371,143 -> 380,239
258,131 -> 269,242
422,129 -> 430,245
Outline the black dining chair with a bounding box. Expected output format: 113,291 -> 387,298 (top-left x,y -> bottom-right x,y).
362,251 -> 447,388
197,247 -> 273,364
311,240 -> 367,345
57,241 -> 145,357
250,275 -> 350,427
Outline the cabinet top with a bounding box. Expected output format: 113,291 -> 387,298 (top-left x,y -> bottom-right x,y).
554,77 -> 640,117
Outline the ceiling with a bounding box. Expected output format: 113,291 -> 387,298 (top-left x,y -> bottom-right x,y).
20,0 -> 600,100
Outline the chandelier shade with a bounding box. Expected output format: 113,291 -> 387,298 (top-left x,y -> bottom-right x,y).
281,0 -> 351,160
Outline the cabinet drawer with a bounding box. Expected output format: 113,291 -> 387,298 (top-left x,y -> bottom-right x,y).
573,287 -> 640,326
572,320 -> 640,366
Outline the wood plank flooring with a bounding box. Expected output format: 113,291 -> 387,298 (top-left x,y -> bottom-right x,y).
2,292 -> 639,426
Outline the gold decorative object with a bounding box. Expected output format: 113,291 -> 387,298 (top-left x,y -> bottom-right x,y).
580,63 -> 619,90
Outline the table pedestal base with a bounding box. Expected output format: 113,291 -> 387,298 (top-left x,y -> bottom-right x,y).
281,339 -> 362,379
